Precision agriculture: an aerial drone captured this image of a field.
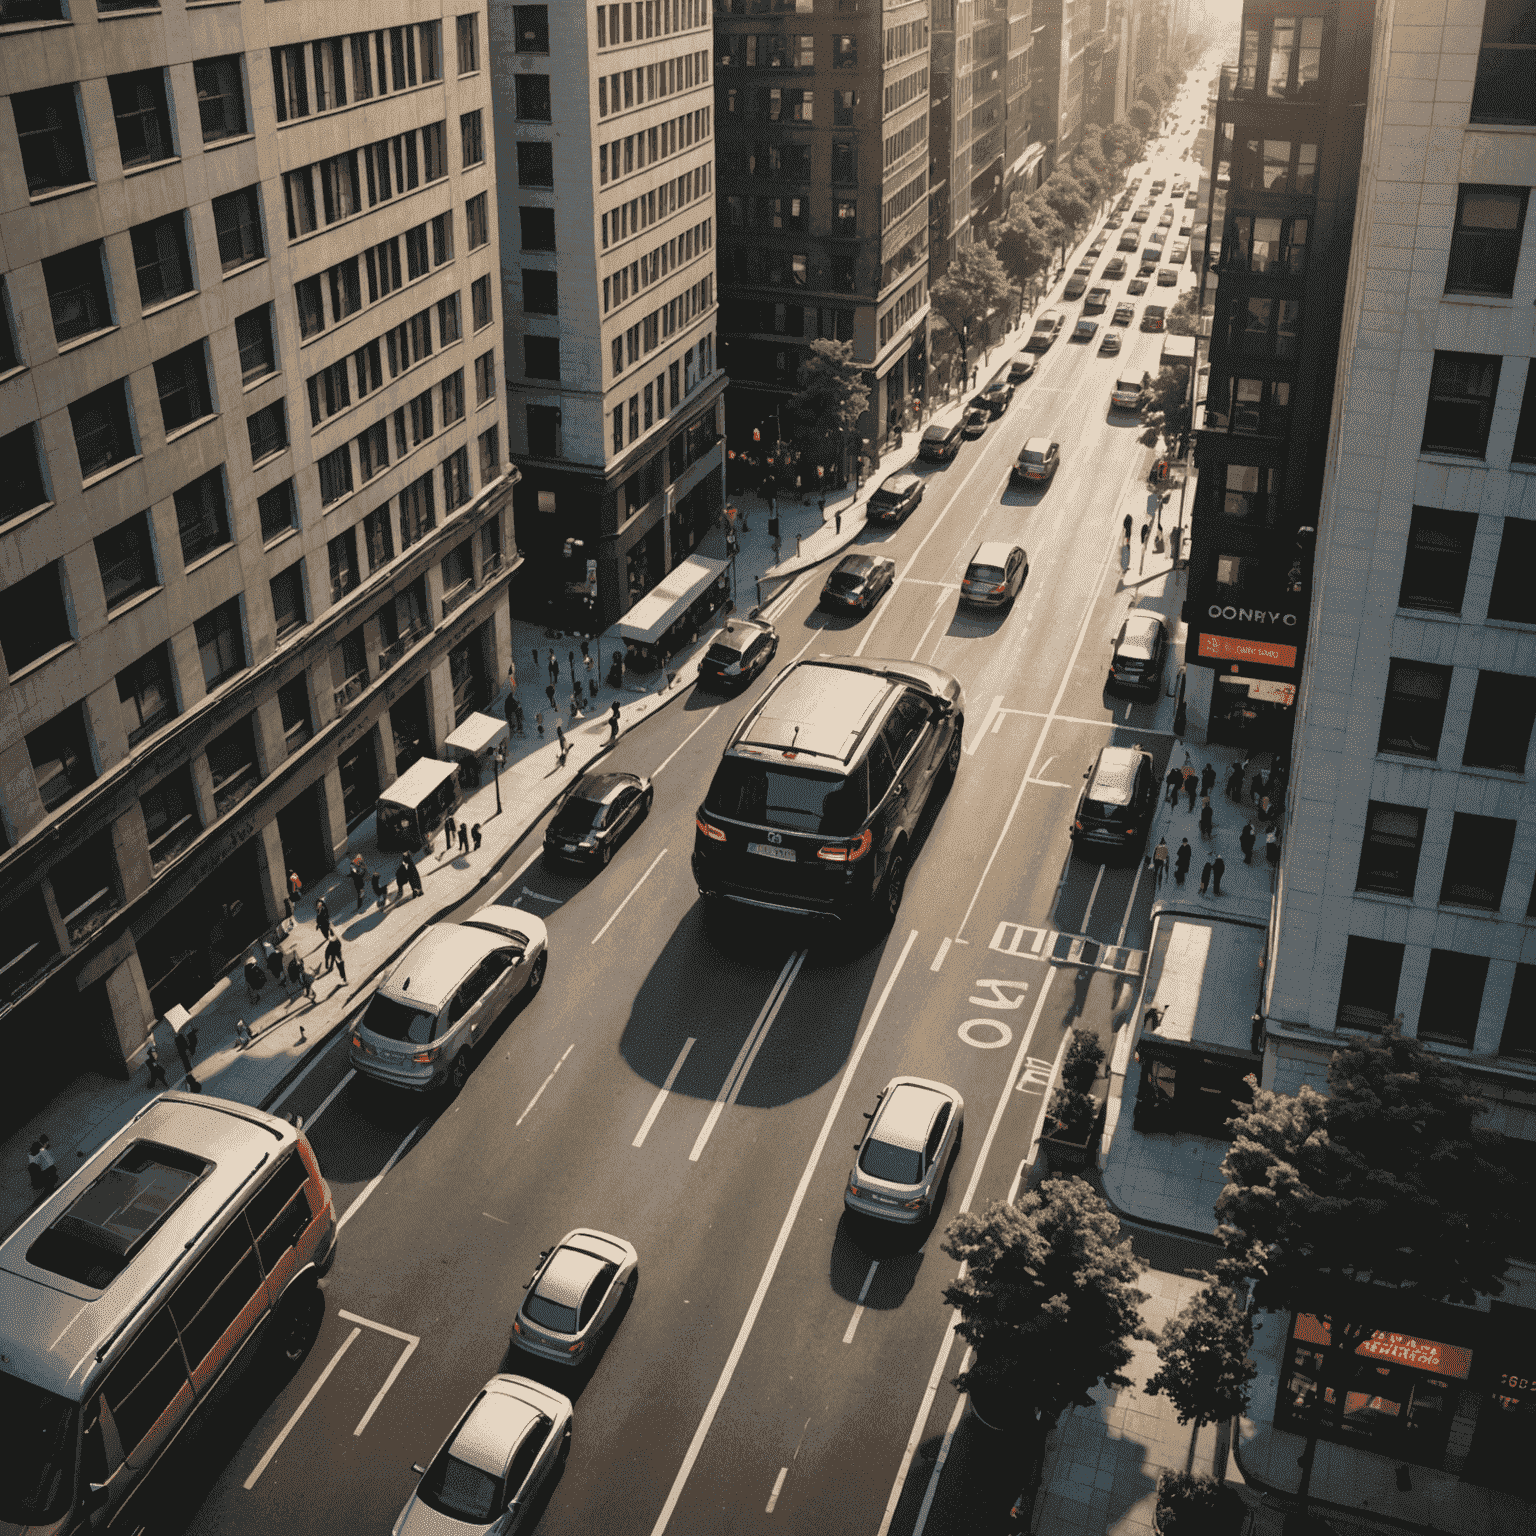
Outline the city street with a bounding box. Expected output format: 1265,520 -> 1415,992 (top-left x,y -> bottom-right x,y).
149,136 -> 1205,1536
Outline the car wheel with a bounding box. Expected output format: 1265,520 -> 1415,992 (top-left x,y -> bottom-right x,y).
878,850 -> 908,930
601,842 -> 613,867
447,1052 -> 470,1096
269,1279 -> 323,1368
945,719 -> 964,777
526,952 -> 547,995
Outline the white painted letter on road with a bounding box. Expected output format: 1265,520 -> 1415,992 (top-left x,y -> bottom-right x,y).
959,1018 -> 1013,1050
968,979 -> 1029,1010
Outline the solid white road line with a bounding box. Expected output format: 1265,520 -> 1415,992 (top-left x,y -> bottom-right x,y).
515,1042 -> 576,1128
590,847 -> 668,945
634,1037 -> 697,1148
652,705 -> 722,779
910,590 -> 952,665
243,1326 -> 362,1489
305,1067 -> 356,1131
336,1310 -> 422,1438
689,949 -> 806,1162
1080,863 -> 1106,935
911,1366 -> 973,1536
648,929 -> 919,1536
930,937 -> 952,972
1025,1023 -> 1077,1166
335,1119 -> 426,1234
843,1259 -> 881,1344
765,1467 -> 789,1514
1117,856 -> 1146,948
967,695 -> 1005,756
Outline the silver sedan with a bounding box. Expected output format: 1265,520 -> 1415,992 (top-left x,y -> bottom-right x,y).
845,1077 -> 964,1225
512,1229 -> 638,1367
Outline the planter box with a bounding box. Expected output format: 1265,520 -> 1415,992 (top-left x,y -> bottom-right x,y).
1038,1096 -> 1106,1171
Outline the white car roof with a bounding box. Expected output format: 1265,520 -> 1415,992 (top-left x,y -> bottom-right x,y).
452,1386 -> 541,1477
972,541 -> 1019,566
537,1246 -> 608,1312
875,1083 -> 948,1149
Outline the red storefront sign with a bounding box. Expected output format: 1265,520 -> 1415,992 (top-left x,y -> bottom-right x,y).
1294,1315 -> 1473,1379
1199,633 -> 1298,669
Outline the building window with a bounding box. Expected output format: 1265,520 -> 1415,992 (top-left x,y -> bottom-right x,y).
69,381 -> 136,480
1355,803 -> 1425,898
1445,185 -> 1528,296
439,293 -> 462,344
295,275 -> 326,339
1398,507 -> 1476,614
528,403 -> 560,458
1471,0 -> 1536,125
278,675 -> 312,752
109,69 -> 176,171
173,468 -> 229,563
1228,214 -> 1309,275
248,400 -> 288,463
440,368 -> 464,426
27,705 -> 96,812
258,479 -> 297,543
1265,13 -> 1322,99
1416,950 -> 1487,1049
443,446 -> 471,510
95,512 -> 157,610
0,425 -> 48,525
1463,671 -> 1536,772
472,275 -> 493,329
235,305 -> 276,384
271,43 -> 309,121
1422,351 -> 1501,457
479,424 -> 500,484
833,34 -> 857,67
318,443 -> 354,505
523,270 -> 557,314
519,206 -> 555,250
834,199 -> 856,234
513,4 -> 549,51
141,767 -> 201,871
12,84 -> 90,195
270,562 -> 307,639
1440,812 -> 1516,909
207,716 -> 260,816
399,471 -> 436,546
1512,360 -> 1536,465
195,597 -> 246,689
460,109 -> 484,168
516,141 -> 553,188
1378,659 -> 1452,759
466,192 -> 490,249
457,13 -> 480,74
515,74 -> 551,121
51,832 -> 122,947
0,563 -> 69,674
43,241 -> 113,344
130,213 -> 194,310
154,342 -> 213,434
194,55 -> 247,143
1488,518 -> 1536,622
117,645 -> 177,745
212,186 -> 265,272
524,336 -> 559,379
1502,965 -> 1536,1060
362,505 -> 394,572
1336,937 -> 1404,1033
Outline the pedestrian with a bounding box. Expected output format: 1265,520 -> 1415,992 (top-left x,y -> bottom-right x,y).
471,823 -> 482,851
458,821 -> 470,854
1183,764 -> 1198,810
288,952 -> 316,1003
584,651 -> 596,686
570,686 -> 584,719
1200,762 -> 1216,799
548,651 -> 559,687
1240,821 -> 1257,863
1266,828 -> 1281,868
507,662 -> 518,695
1212,853 -> 1226,896
1169,525 -> 1182,564
267,938 -> 289,994
405,852 -> 423,899
244,952 -> 266,1004
350,854 -> 368,910
1260,793 -> 1272,823
1152,836 -> 1169,888
1119,533 -> 1131,576
1250,771 -> 1265,806
288,869 -> 303,903
1199,795 -> 1214,839
1140,520 -> 1151,549
568,650 -> 578,685
324,934 -> 347,984
1165,765 -> 1182,807
535,712 -> 545,738
1154,527 -> 1166,555
1199,857 -> 1213,895
505,690 -> 524,734
396,861 -> 409,901
314,896 -> 331,941
444,814 -> 456,854
235,1019 -> 253,1050
372,871 -> 387,906
545,681 -> 557,710
609,699 -> 621,744
835,503 -> 842,535
1226,761 -> 1245,803
1123,512 -> 1134,542
145,1040 -> 169,1089
173,1029 -> 198,1089
1174,837 -> 1192,885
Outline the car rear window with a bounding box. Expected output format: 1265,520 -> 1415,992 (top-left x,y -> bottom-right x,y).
706,759 -> 867,835
705,643 -> 743,664
362,993 -> 438,1045
968,565 -> 1005,583
860,1139 -> 923,1185
551,799 -> 602,834
828,571 -> 864,592
524,1288 -> 580,1334
1023,451 -> 1045,464
419,1455 -> 503,1524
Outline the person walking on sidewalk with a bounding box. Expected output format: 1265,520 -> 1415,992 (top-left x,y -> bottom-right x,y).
405,852 -> 423,900
443,814 -> 457,856
1182,763 -> 1199,810
349,855 -> 368,910
372,871 -> 386,907
608,698 -> 621,744
1212,853 -> 1226,896
395,862 -> 409,902
1123,513 -> 1134,542
458,821 -> 470,855
1200,762 -> 1216,799
1199,857 -> 1213,896
1240,821 -> 1257,864
323,934 -> 347,985
1199,794 -> 1214,839
1174,837 -> 1192,885
244,952 -> 267,1004
1226,761 -> 1245,803
314,897 -> 332,942
287,869 -> 303,904
1266,828 -> 1281,868
173,1027 -> 199,1091
27,1138 -> 58,1198
1152,837 -> 1169,888
145,1041 -> 169,1089
1165,766 -> 1182,808
556,722 -> 569,769
287,952 -> 316,1003
548,651 -> 560,689
471,823 -> 482,851
266,938 -> 289,995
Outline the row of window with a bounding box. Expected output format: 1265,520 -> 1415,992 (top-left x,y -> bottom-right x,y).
1357,799 -> 1536,914
601,163 -> 712,250
722,191 -> 856,234
603,218 -> 713,315
597,0 -> 709,51
610,275 -> 714,378
270,18 -> 473,123
598,104 -> 712,186
1226,136 -> 1318,197
883,110 -> 927,172
723,298 -> 853,340
881,168 -> 926,233
598,47 -> 711,118
1379,656 -> 1536,774
1234,14 -> 1323,102
12,60 -> 248,200
1398,510 -> 1535,624
883,17 -> 927,65
1423,353 -> 1536,463
884,65 -> 927,117
719,245 -> 859,292
720,140 -> 855,183
716,32 -> 855,68
610,336 -> 714,453
878,276 -> 924,349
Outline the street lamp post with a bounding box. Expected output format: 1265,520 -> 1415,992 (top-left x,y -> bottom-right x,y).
493,744 -> 506,815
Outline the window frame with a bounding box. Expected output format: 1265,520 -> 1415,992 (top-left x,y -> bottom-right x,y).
194,597 -> 247,691
1461,670 -> 1536,773
1421,350 -> 1502,458
130,212 -> 194,311
1445,184 -> 1528,297
1355,802 -> 1426,898
69,380 -> 138,481
173,469 -> 231,568
1377,658 -> 1453,760
12,83 -> 91,196
1439,811 -> 1516,910
194,55 -> 248,144
108,69 -> 176,172
212,186 -> 266,273
1398,505 -> 1477,614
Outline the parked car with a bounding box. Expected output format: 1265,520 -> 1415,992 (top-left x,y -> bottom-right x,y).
1142,244 -> 1164,265
1178,217 -> 1193,236
1102,256 -> 1127,279
1106,612 -> 1168,697
1117,230 -> 1140,251
1099,331 -> 1122,355
1127,276 -> 1149,295
1025,308 -> 1066,350
1084,286 -> 1110,312
844,1077 -> 964,1225
1141,304 -> 1167,331
1131,206 -> 1150,223
1064,274 -> 1087,300
1073,318 -> 1099,342
544,771 -> 654,868
820,553 -> 897,614
1158,208 -> 1175,227
962,407 -> 990,439
1171,239 -> 1189,263
1110,374 -> 1145,410
1112,301 -> 1135,326
512,1229 -> 638,1367
918,418 -> 965,462
1156,267 -> 1178,286
1007,353 -> 1037,383
1012,437 -> 1060,486
867,471 -> 926,525
1071,744 -> 1157,862
960,542 -> 1029,609
698,615 -> 780,689
979,379 -> 1016,415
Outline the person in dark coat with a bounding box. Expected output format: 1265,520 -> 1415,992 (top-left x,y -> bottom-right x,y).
609,699 -> 621,743
1199,795 -> 1214,839
314,897 -> 331,941
287,953 -> 316,1002
1200,763 -> 1216,798
471,823 -> 482,851
244,954 -> 267,1003
1226,761 -> 1245,802
444,814 -> 457,855
1199,857 -> 1213,895
1174,838 -> 1192,885
145,1041 -> 169,1089
1183,765 -> 1199,810
1266,828 -> 1281,867
1250,771 -> 1265,806
458,821 -> 470,854
1240,821 -> 1257,863
372,871 -> 387,906
406,853 -> 423,899
396,862 -> 409,901
349,856 -> 368,910
323,934 -> 346,984
1212,853 -> 1226,895
1165,766 -> 1183,807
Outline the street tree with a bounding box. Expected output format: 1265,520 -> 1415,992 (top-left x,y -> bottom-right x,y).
1215,1027 -> 1524,1516
1100,120 -> 1143,172
943,1176 -> 1151,1449
1068,155 -> 1107,209
1127,100 -> 1156,135
994,210 -> 1055,306
1041,174 -> 1092,239
1136,366 -> 1191,454
1164,291 -> 1199,336
785,338 -> 869,483
930,242 -> 1017,383
1025,195 -> 1069,264
1145,1277 -> 1256,1472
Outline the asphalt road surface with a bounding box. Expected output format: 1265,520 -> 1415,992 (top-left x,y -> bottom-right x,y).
151,105 -> 1218,1536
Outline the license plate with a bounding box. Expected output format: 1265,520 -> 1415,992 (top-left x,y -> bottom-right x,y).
748,843 -> 796,862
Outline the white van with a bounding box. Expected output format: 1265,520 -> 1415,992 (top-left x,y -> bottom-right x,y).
0,1094 -> 336,1534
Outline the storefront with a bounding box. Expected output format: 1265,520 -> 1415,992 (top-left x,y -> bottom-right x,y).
391,682 -> 432,775
338,734 -> 380,831
448,622 -> 492,726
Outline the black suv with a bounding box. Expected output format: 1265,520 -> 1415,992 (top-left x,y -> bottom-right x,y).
1070,745 -> 1157,862
693,658 -> 964,931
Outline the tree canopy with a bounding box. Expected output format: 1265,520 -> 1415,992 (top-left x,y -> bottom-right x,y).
930,242 -> 1017,357
1145,1278 -> 1255,1438
1164,290 -> 1200,337
1127,100 -> 1156,135
943,1176 -> 1150,1437
1136,366 -> 1191,452
1100,120 -> 1144,171
994,210 -> 1056,297
1040,174 -> 1092,236
786,338 -> 868,469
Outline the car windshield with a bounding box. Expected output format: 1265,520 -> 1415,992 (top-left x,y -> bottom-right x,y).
419,1454 -> 504,1524
0,1373 -> 76,1527
551,798 -> 603,834
705,643 -> 743,665
524,1287 -> 581,1335
706,760 -> 867,835
860,1138 -> 923,1185
968,566 -> 1005,583
361,993 -> 438,1045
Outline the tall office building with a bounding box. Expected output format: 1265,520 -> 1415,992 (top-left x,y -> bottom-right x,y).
1183,1 -> 1371,744
714,0 -> 931,459
493,0 -> 725,629
1267,0 -> 1536,1126
1001,0 -> 1044,211
0,1 -> 514,1113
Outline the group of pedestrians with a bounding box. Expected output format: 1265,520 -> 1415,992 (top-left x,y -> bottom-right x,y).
1149,749 -> 1285,898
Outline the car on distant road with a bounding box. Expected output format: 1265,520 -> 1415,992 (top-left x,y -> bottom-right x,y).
1127,276 -> 1149,295
1085,286 -> 1110,311
962,407 -> 990,439
960,541 -> 1029,609
1088,237 -> 1107,257
845,1077 -> 965,1226
1131,206 -> 1150,223
1186,191 -> 1200,208
1012,437 -> 1060,486
1178,218 -> 1193,236
1113,301 -> 1135,326
1106,612 -> 1168,697
918,418 -> 965,462
1007,353 -> 1037,383
1071,744 -> 1157,862
395,1375 -> 571,1536
1158,208 -> 1175,226
512,1229 -> 638,1367
1064,273 -> 1087,299
1099,331 -> 1121,355
544,770 -> 654,868
1141,303 -> 1167,331
1103,256 -> 1127,278
820,554 -> 896,615
1157,266 -> 1178,286
1142,243 -> 1164,264
1117,230 -> 1139,250
865,472 -> 926,526
979,378 -> 1016,415
1111,374 -> 1145,410
1073,318 -> 1099,341
1171,239 -> 1189,263
698,614 -> 780,689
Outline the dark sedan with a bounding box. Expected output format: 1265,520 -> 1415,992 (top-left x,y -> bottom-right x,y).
820,554 -> 896,614
544,771 -> 654,868
962,407 -> 990,439
866,471 -> 926,525
698,615 -> 779,690
1106,612 -> 1168,697
977,379 -> 1016,416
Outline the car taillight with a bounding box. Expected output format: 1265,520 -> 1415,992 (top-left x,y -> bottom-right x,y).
568,1340 -> 585,1354
987,584 -> 1006,595
351,1032 -> 374,1055
1073,819 -> 1084,831
412,1044 -> 442,1065
1126,826 -> 1139,835
511,1319 -> 522,1335
902,1198 -> 924,1211
696,816 -> 726,842
819,828 -> 873,862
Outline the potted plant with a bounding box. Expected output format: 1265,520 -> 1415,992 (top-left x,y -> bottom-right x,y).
1153,1470 -> 1244,1535
1039,1028 -> 1107,1170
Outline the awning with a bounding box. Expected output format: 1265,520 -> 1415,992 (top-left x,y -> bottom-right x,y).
378,757 -> 459,810
617,554 -> 728,645
1139,916 -> 1264,1057
444,712 -> 509,760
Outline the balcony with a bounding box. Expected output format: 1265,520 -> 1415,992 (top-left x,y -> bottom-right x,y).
62,887 -> 121,949
333,672 -> 368,711
378,627 -> 429,674
441,579 -> 476,618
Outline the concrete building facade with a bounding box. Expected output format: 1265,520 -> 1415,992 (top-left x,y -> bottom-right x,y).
493,0 -> 725,630
0,0 -> 515,1116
